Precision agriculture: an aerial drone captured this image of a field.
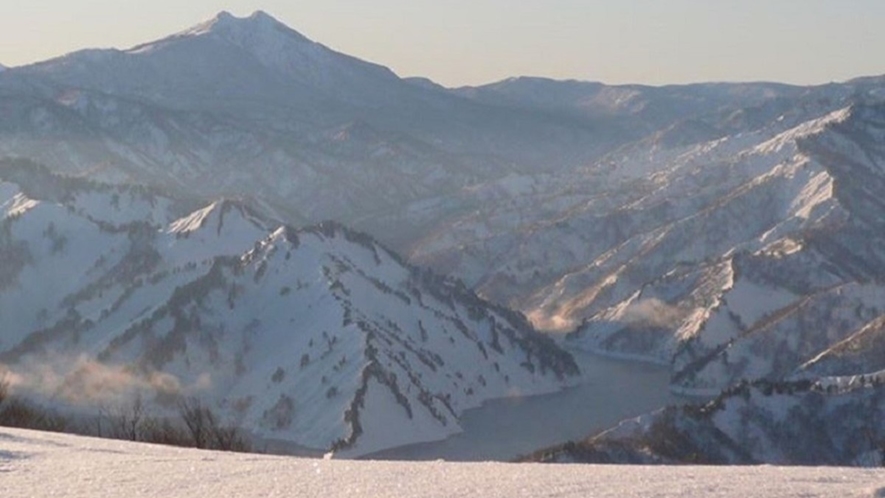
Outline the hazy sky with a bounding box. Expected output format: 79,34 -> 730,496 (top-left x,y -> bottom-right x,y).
2,0 -> 883,87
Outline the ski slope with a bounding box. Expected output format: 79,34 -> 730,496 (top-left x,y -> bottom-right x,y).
1,427 -> 884,498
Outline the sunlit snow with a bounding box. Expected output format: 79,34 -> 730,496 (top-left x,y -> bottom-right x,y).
2,427 -> 884,498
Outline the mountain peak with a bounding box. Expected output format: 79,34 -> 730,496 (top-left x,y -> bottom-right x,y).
188,10 -> 309,43
247,10 -> 277,22
214,10 -> 235,21
123,10 -> 314,62
209,10 -> 278,27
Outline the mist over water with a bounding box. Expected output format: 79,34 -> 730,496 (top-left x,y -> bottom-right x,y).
367,351 -> 685,461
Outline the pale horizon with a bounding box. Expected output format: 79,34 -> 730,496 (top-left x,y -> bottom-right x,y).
2,1 -> 884,88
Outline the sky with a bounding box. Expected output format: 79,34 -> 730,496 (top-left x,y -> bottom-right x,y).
1,0 -> 884,87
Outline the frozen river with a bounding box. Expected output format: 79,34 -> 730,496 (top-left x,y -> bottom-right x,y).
366,351 -> 689,461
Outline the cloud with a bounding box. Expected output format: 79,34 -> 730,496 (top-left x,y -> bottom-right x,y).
0,355 -> 210,406
620,298 -> 683,329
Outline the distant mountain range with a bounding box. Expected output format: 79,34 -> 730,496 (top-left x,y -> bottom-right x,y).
0,11 -> 616,232
2,10 -> 885,464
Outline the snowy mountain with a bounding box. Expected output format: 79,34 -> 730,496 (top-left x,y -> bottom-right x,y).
2,11 -> 881,258
4,9 -> 885,462
5,427 -> 884,498
406,95 -> 885,394
555,102 -> 885,392
409,81 -> 879,309
529,377 -> 885,466
0,11 -> 615,230
404,83 -> 880,284
24,10 -> 402,111
4,11 -> 861,247
0,159 -> 577,456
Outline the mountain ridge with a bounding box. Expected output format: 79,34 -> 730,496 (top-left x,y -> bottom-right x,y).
0,158 -> 578,456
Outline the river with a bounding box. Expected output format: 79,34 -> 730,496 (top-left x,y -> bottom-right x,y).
364,350 -> 688,461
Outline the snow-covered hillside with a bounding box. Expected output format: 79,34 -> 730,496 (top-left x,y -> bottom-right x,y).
408,97 -> 885,395
407,85 -> 880,303
530,378 -> 885,467
556,102 -> 885,392
0,159 -> 577,456
2,427 -> 883,498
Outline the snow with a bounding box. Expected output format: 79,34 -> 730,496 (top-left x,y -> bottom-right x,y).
175,10 -> 296,41
349,378 -> 448,456
724,279 -> 796,327
2,427 -> 883,498
3,191 -> 39,218
753,107 -> 852,156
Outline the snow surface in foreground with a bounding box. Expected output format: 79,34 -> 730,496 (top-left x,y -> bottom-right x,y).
2,428 -> 884,498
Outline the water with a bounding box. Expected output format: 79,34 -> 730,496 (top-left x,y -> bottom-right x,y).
365,351 -> 686,462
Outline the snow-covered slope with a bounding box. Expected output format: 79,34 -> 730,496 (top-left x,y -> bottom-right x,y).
530,378 -> 885,467
405,91 -> 866,301
2,427 -> 884,498
557,102 -> 885,392
408,97 -> 885,394
0,159 -> 577,456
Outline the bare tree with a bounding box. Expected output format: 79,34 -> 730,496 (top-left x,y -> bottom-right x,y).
140,417 -> 191,448
111,393 -> 147,441
0,375 -> 8,405
177,397 -> 250,452
178,397 -> 217,449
